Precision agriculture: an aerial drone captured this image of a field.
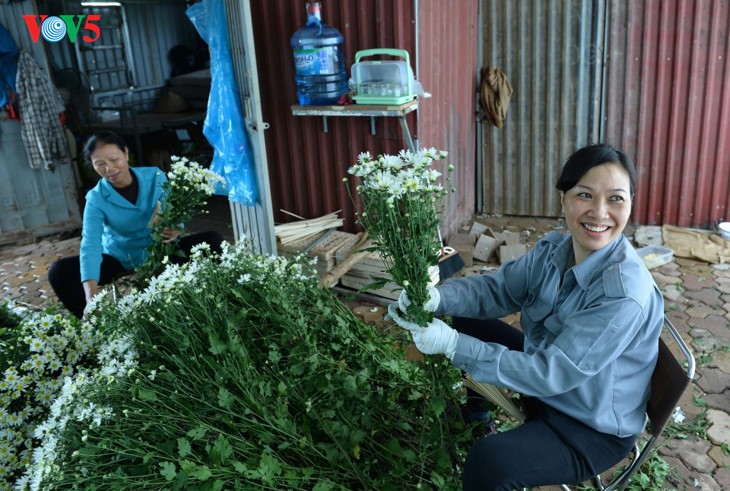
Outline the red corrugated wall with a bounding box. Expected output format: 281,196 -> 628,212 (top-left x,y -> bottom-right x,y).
604,0 -> 730,228
249,0 -> 477,236
417,0 -> 478,237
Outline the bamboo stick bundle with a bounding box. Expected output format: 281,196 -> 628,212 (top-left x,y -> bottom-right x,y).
462,376 -> 525,423
275,211 -> 344,246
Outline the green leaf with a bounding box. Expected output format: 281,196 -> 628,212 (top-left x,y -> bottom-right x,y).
210,434 -> 233,465
177,438 -> 191,458
180,459 -> 197,472
312,482 -> 336,491
233,461 -> 248,474
160,461 -> 177,481
277,381 -> 287,394
343,375 -> 357,391
258,452 -> 282,484
431,395 -> 446,417
187,426 -> 207,441
218,387 -> 234,409
209,332 -> 226,355
408,389 -> 423,400
138,387 -> 157,402
191,465 -> 212,481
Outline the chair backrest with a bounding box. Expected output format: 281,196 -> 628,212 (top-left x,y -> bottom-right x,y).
645,317 -> 696,437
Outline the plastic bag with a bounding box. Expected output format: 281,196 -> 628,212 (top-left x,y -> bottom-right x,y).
0,21 -> 19,107
186,0 -> 257,205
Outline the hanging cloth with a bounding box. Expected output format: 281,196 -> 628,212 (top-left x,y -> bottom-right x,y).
15,50 -> 69,171
479,67 -> 513,129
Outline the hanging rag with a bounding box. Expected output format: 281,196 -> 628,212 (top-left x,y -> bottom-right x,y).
479,67 -> 513,129
15,50 -> 69,171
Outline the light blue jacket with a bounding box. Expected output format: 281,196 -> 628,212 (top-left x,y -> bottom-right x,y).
437,231 -> 664,437
80,167 -> 167,282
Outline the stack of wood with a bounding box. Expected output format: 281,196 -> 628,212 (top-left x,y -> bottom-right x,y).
339,241 -> 440,300
274,211 -> 344,246
275,211 -> 359,278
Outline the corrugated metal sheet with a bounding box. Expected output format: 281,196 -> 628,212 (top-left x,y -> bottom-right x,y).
249,0 -> 477,236
479,0 -> 605,217
0,120 -> 81,245
0,4 -> 83,243
249,0 -> 418,234
603,0 -> 730,227
416,0 -> 479,238
124,1 -> 200,87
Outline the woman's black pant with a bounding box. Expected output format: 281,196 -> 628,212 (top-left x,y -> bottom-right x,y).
48,231 -> 224,318
453,316 -> 636,491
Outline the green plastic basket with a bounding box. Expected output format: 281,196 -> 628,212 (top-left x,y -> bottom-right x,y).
351,48 -> 416,105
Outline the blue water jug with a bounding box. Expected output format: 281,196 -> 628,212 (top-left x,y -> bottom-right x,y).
290,2 -> 348,106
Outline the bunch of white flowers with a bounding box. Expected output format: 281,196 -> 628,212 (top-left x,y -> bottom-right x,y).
168,156 -> 225,196
136,156 -> 225,283
0,312 -> 101,489
345,148 -> 453,327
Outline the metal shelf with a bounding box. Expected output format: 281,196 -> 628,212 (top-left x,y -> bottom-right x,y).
291,100 -> 418,151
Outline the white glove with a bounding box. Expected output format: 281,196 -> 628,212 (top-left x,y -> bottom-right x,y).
397,285 -> 441,314
387,303 -> 458,359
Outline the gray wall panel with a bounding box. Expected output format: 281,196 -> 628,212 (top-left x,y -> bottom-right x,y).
479,0 -> 605,217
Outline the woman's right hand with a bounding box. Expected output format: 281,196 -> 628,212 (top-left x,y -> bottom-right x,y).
160,227 -> 182,243
397,285 -> 441,314
82,280 -> 99,316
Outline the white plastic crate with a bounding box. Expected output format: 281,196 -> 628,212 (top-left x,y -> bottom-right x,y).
351,48 -> 416,105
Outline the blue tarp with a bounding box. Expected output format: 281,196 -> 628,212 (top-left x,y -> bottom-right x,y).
0,21 -> 19,107
186,0 -> 258,206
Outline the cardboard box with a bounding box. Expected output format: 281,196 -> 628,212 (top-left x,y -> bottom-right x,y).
448,233 -> 477,266
473,234 -> 501,262
499,244 -> 527,264
469,221 -> 489,237
502,231 -> 522,246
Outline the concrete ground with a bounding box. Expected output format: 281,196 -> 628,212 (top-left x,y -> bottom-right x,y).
1,212 -> 729,490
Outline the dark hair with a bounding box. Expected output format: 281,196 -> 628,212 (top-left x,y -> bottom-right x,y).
82,131 -> 128,166
556,143 -> 637,197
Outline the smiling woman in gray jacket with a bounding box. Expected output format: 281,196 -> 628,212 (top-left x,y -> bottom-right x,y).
389,144 -> 664,491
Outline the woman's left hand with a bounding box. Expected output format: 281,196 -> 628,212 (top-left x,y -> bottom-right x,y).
387,303 -> 459,359
160,227 -> 182,243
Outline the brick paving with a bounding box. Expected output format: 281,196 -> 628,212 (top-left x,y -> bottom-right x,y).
2,215 -> 729,490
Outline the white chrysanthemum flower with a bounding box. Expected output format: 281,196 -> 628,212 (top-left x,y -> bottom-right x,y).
357,151 -> 372,163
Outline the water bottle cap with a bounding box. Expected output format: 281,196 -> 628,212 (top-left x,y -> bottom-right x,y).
307,2 -> 322,21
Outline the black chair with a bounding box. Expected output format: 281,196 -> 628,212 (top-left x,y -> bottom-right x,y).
558,317 -> 696,491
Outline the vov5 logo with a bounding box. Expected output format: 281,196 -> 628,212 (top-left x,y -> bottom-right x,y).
23,15 -> 101,43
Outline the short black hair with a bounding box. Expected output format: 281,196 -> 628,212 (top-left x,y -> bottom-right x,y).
556,144 -> 637,197
82,131 -> 128,166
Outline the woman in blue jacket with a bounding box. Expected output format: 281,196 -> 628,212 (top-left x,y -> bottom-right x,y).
389,144 -> 664,490
49,131 -> 223,318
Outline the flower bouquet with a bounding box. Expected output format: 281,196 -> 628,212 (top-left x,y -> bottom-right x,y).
136,156 -> 225,283
346,148 -> 451,327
